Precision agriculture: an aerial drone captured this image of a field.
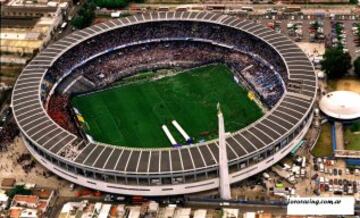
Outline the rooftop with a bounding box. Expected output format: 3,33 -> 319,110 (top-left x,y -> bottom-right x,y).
319,91 -> 360,120
9,207 -> 22,218
13,195 -> 39,205
1,178 -> 16,187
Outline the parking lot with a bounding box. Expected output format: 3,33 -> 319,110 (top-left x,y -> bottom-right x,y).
260,150 -> 360,200
311,157 -> 360,197
255,14 -> 360,63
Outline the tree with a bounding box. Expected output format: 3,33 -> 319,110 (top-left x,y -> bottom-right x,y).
94,0 -> 128,9
320,47 -> 351,79
71,1 -> 96,29
7,185 -> 32,199
354,56 -> 360,77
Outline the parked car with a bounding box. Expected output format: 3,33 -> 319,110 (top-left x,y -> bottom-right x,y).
319,163 -> 324,173
263,172 -> 270,180
343,179 -> 348,186
325,177 -> 329,184
314,189 -> 320,196
353,182 -> 357,193
334,190 -> 343,195
348,185 -> 353,194
317,158 -> 322,164
311,173 -> 319,180
325,184 -> 329,192
314,164 -> 319,171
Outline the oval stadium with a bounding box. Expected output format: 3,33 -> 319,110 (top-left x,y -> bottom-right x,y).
11,12 -> 317,196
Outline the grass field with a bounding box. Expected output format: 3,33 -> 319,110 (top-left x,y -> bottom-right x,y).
71,64 -> 263,148
344,121 -> 360,151
311,123 -> 333,157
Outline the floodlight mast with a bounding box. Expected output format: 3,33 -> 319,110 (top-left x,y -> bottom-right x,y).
217,103 -> 231,200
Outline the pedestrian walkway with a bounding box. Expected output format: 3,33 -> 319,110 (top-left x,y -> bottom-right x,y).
335,122 -> 344,150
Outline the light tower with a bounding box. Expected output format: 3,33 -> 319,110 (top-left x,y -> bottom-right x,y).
217,103 -> 231,200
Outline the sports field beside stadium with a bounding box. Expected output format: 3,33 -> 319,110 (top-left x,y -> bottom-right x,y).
71,64 -> 263,148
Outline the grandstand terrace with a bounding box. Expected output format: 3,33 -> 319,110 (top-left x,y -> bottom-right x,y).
11,12 -> 317,196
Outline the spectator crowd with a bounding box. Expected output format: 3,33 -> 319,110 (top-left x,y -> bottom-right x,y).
43,21 -> 287,135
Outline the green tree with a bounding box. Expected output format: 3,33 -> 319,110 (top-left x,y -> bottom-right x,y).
321,47 -> 351,79
354,56 -> 360,77
71,1 -> 96,29
7,185 -> 32,199
94,0 -> 128,8
71,15 -> 85,29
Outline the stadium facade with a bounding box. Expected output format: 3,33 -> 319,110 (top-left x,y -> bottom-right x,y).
11,12 -> 317,196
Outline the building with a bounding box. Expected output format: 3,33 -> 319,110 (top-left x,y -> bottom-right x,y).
7,189 -> 55,218
319,91 -> 360,121
0,5 -> 61,18
0,191 -> 9,211
1,178 -> 16,189
0,1 -> 64,65
19,209 -> 39,218
173,208 -> 191,218
59,201 -> 117,218
319,90 -> 360,163
12,12 -> 317,196
278,0 -> 349,3
58,201 -> 86,218
11,195 -> 39,209
222,208 -> 239,218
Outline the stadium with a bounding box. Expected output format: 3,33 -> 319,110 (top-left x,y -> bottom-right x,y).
11,12 -> 317,196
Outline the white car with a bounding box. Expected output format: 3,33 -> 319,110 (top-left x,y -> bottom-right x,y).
319,163 -> 324,173
325,177 -> 330,185
330,160 -> 335,166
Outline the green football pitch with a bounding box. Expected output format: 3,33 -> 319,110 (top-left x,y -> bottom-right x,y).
71,64 -> 263,148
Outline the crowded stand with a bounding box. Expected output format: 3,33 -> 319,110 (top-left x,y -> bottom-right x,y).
44,21 -> 287,134
240,64 -> 284,107
47,94 -> 78,135
43,22 -> 287,89
72,41 -> 284,105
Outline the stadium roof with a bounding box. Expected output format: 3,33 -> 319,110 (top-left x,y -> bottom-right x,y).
12,12 -> 317,176
319,91 -> 360,120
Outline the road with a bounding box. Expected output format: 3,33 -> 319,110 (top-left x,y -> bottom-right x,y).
50,1 -> 85,43
185,199 -> 287,215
